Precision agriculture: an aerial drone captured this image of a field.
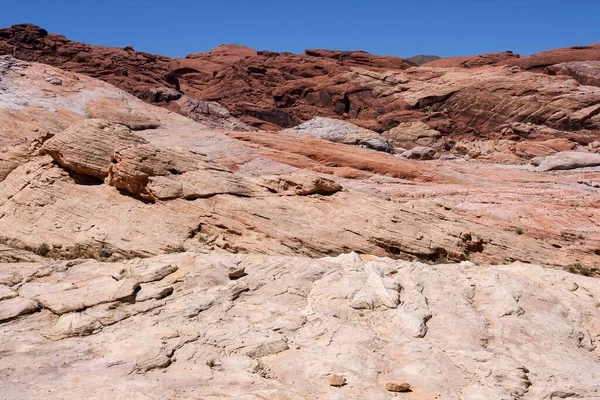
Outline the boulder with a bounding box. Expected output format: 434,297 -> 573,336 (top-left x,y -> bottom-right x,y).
329,374 -> 347,387
285,117 -> 392,152
43,119 -> 147,179
258,173 -> 342,196
401,146 -> 436,160
385,382 -> 411,392
149,87 -> 182,103
384,121 -> 441,148
532,151 -> 600,171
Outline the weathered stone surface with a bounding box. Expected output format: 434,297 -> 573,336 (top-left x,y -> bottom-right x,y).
258,173 -> 342,196
546,61 -> 600,87
173,96 -> 255,131
424,51 -> 520,68
0,253 -> 598,399
1,27 -> 600,400
0,296 -> 38,322
1,58 -> 599,266
0,284 -> 16,300
43,312 -> 103,340
107,143 -> 258,200
148,87 -> 182,103
425,44 -> 600,71
384,121 -> 441,148
1,26 -> 599,161
34,277 -> 140,314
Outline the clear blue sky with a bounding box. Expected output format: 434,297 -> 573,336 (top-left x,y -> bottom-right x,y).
1,0 -> 598,58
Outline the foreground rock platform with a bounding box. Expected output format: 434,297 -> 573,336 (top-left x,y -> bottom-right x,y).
0,252 -> 599,399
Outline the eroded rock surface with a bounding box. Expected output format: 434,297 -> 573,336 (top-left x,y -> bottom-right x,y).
1,58 -> 599,267
0,252 -> 599,399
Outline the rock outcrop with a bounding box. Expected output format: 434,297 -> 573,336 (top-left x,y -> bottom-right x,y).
1,57 -> 599,266
546,61 -> 600,87
0,252 -> 599,399
531,151 -> 600,171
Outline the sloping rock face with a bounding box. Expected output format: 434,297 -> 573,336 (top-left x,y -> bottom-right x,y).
508,43 -> 600,71
424,51 -> 521,68
346,65 -> 600,161
0,252 -> 599,399
546,61 -> 600,87
0,24 -> 416,131
1,57 -> 599,267
42,118 -> 260,201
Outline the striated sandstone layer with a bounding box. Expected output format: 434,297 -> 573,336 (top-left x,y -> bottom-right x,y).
0,57 -> 599,268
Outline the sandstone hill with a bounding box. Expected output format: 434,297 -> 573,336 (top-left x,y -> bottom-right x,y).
0,26 -> 599,400
406,54 -> 441,65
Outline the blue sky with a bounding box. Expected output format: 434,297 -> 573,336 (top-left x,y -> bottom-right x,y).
1,0 -> 598,58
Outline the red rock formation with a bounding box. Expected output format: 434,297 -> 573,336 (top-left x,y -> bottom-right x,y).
0,24 -> 416,131
545,61 -> 600,86
423,51 -> 520,68
1,24 -> 599,160
424,44 -> 600,71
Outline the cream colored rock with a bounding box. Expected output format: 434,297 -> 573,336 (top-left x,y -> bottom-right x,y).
0,296 -> 38,322
0,253 -> 598,399
401,146 -> 436,160
385,382 -> 411,392
44,312 -> 103,340
34,277 -> 140,314
531,151 -> 600,171
107,143 -> 258,200
286,117 -> 392,152
0,284 -> 16,300
329,374 -> 347,387
1,57 -> 599,267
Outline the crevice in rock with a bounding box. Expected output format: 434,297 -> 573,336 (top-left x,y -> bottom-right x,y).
64,169 -> 104,186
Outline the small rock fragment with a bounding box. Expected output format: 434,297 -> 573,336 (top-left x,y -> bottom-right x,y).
401,146 -> 436,160
329,374 -> 347,387
386,382 -> 411,392
228,266 -> 247,280
45,77 -> 62,85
